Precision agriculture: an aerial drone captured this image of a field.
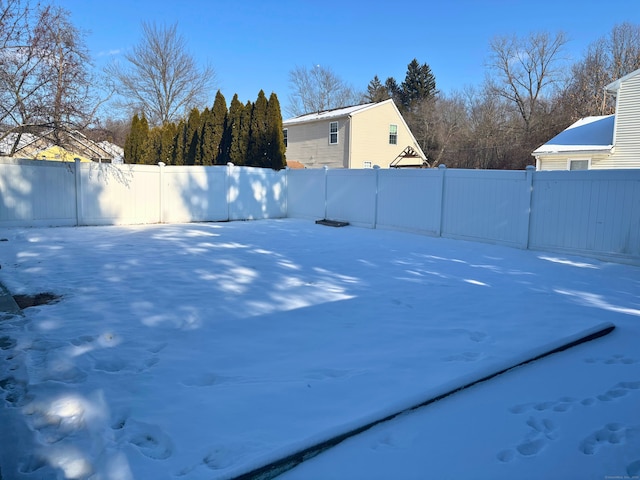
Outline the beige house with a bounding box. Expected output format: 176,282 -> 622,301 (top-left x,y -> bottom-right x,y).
283,99 -> 427,169
533,68 -> 640,170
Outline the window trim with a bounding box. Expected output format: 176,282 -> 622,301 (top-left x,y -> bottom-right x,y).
283,128 -> 288,148
329,121 -> 338,145
568,158 -> 590,170
389,124 -> 398,145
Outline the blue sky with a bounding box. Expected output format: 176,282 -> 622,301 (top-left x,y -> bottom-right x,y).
61,0 -> 638,118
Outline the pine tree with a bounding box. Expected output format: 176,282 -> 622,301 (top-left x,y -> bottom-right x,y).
365,75 -> 390,103
247,90 -> 268,167
227,95 -> 247,166
173,119 -> 186,165
210,91 -> 228,164
160,122 -> 178,165
124,114 -> 150,164
123,114 -> 139,163
198,107 -> 213,165
400,59 -> 437,111
184,108 -> 201,166
265,92 -> 286,170
142,126 -> 162,164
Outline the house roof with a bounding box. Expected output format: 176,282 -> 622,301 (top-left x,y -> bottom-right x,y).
532,115 -> 615,155
286,160 -> 305,169
283,101 -> 383,125
605,67 -> 640,94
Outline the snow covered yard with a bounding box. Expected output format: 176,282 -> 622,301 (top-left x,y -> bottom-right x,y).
0,218 -> 638,480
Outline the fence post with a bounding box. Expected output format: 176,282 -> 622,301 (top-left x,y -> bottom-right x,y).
74,158 -> 82,226
373,165 -> 380,229
437,164 -> 447,237
226,162 -> 234,221
323,165 -> 329,220
158,162 -> 165,224
524,165 -> 535,250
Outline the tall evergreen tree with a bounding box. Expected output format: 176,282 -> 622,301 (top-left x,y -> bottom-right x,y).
210,90 -> 228,164
198,107 -> 213,165
123,114 -> 139,163
400,58 -> 437,111
265,93 -> 286,170
365,75 -> 390,103
160,122 -> 178,165
227,95 -> 247,166
184,108 -> 201,166
247,91 -> 268,167
172,119 -> 186,165
142,126 -> 162,165
124,114 -> 149,164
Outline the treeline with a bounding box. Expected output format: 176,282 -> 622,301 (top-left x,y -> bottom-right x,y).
124,90 -> 286,169
360,24 -> 640,170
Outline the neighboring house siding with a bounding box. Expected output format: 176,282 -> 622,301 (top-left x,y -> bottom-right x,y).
610,73 -> 640,168
284,100 -> 426,169
350,102 -> 406,168
538,154 -> 613,170
285,119 -> 350,168
537,157 -> 571,171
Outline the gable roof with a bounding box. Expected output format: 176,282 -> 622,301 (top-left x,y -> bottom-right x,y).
532,115 -> 615,155
283,100 -> 392,125
605,67 -> 640,94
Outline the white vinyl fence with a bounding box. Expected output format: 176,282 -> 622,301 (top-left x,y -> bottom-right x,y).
287,166 -> 640,265
0,159 -> 287,227
1,158 -> 639,265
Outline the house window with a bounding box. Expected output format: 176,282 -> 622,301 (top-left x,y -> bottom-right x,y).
329,121 -> 338,144
389,124 -> 398,145
569,159 -> 589,170
283,128 -> 288,148
363,161 -> 372,169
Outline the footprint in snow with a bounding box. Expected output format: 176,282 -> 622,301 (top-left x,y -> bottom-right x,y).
497,417 -> 558,462
579,423 -> 640,456
118,419 -> 173,460
584,354 -> 636,365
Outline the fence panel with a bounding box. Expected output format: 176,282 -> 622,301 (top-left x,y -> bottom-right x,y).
286,169 -> 326,219
529,169 -> 640,261
0,158 -> 76,227
227,165 -> 287,221
376,168 -> 444,235
161,165 -> 228,223
78,163 -> 161,225
325,169 -> 377,227
441,169 -> 532,248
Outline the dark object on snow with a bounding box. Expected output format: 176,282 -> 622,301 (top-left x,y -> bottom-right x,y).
231,321 -> 616,480
13,292 -> 61,309
315,219 -> 349,227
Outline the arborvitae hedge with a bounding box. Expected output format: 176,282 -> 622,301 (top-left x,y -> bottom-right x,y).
124,90 -> 286,169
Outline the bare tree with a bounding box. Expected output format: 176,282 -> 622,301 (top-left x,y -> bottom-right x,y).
0,1 -> 104,153
486,31 -> 568,136
286,64 -> 361,117
608,22 -> 640,79
563,22 -> 640,119
106,22 -> 216,127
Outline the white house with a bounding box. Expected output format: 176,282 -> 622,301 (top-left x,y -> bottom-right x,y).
533,67 -> 640,170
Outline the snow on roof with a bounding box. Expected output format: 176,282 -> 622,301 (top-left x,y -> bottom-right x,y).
0,132 -> 38,155
283,102 -> 380,125
532,115 -> 615,155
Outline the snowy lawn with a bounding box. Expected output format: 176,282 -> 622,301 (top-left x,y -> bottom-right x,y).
0,219 -> 638,480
